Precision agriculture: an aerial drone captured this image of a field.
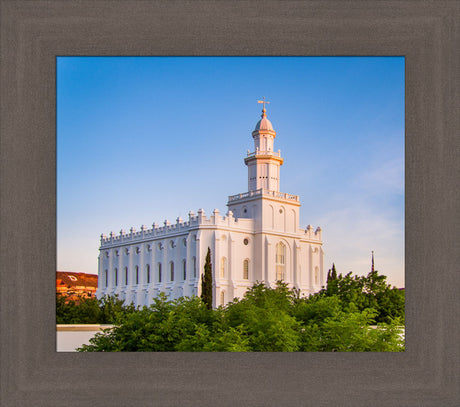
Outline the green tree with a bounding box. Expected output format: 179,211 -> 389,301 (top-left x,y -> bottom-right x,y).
331,263 -> 338,280
79,294 -> 218,352
318,266 -> 405,324
56,294 -> 101,324
201,247 -> 213,309
222,282 -> 301,351
56,293 -> 133,324
78,279 -> 404,352
326,262 -> 338,284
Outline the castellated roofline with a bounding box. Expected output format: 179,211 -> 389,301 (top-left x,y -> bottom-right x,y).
99,207 -> 322,248
100,208 -> 254,247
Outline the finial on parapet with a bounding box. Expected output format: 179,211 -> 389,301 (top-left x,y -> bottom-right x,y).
197,208 -> 205,222
315,226 -> 322,238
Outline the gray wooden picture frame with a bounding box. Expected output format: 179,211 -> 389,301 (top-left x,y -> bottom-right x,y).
1,1 -> 458,406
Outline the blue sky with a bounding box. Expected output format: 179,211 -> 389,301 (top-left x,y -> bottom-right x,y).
57,56 -> 405,288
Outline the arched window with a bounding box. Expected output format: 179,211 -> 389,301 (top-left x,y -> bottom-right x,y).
243,259 -> 249,280
114,268 -> 118,286
135,266 -> 139,285
146,264 -> 150,284
183,260 -> 186,280
220,257 -> 226,278
170,262 -> 174,281
105,269 -> 108,287
193,257 -> 197,278
158,263 -> 162,283
276,242 -> 286,281
315,267 -> 319,284
124,267 -> 128,285
220,290 -> 225,306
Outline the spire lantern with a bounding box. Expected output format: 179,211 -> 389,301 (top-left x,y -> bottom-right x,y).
245,99 -> 283,192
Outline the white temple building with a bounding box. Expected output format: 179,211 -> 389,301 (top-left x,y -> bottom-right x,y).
96,100 -> 324,308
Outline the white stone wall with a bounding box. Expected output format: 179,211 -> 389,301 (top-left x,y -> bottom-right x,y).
97,207 -> 323,307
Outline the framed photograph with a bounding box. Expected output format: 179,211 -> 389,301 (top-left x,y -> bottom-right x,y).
1,1 -> 458,405
56,55 -> 405,353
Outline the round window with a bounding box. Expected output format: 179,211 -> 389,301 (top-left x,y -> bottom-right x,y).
244,238 -> 249,245
279,209 -> 283,213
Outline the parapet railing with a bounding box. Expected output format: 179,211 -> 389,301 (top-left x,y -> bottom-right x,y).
246,149 -> 281,158
100,209 -> 254,246
228,188 -> 299,202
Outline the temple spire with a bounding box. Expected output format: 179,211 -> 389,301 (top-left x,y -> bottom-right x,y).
371,251 -> 375,272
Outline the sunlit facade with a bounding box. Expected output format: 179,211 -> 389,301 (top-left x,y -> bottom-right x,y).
96,103 -> 324,307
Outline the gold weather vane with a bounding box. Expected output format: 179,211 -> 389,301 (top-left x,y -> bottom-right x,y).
257,97 -> 270,111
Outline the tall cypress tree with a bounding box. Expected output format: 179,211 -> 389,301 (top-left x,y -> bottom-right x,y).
201,247 -> 213,309
331,263 -> 337,280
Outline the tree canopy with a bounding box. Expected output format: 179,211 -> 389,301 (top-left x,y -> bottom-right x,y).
319,267 -> 405,324
77,279 -> 404,352
56,293 -> 134,324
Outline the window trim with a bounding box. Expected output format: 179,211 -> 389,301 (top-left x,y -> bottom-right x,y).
243,258 -> 249,280
275,242 -> 286,281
